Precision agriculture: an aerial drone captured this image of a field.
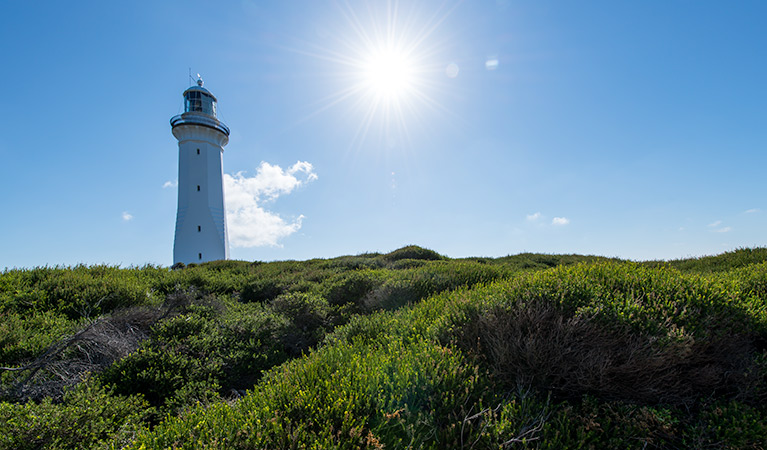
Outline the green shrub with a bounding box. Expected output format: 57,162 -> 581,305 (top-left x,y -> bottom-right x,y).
240,278 -> 285,303
0,265 -> 166,319
0,311 -> 76,366
321,254 -> 384,270
100,343 -> 221,410
443,262 -> 767,406
382,245 -> 444,262
127,338 -> 487,449
687,400 -> 767,448
216,304 -> 292,390
488,253 -> 617,271
270,292 -> 331,355
657,247 -> 767,273
0,380 -> 151,450
363,261 -> 509,312
530,397 -> 684,449
270,292 -> 329,333
322,270 -> 388,307
99,301 -> 292,412
386,258 -> 428,270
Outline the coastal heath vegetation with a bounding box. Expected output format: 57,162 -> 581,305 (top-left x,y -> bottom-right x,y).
1,246 -> 766,448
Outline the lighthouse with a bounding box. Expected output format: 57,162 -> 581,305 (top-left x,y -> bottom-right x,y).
170,77 -> 230,264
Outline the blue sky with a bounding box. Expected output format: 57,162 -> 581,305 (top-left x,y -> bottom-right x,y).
1,0 -> 765,268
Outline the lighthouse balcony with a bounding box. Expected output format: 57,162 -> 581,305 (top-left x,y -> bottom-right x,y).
170,113 -> 230,136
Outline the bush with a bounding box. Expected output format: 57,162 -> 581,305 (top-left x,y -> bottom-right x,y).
127,338 -> 488,449
657,247 -> 767,273
0,380 -> 151,450
321,254 -> 384,270
0,265 -> 166,319
100,300 -> 292,412
363,261 -> 509,312
687,400 -> 767,448
382,245 -> 444,263
0,311 -> 76,366
1,306 -> 164,403
240,278 -> 285,303
100,343 -> 221,410
270,292 -> 331,355
458,298 -> 752,406
322,271 -> 387,307
445,262 -> 767,407
386,258 -> 428,270
270,292 -> 329,333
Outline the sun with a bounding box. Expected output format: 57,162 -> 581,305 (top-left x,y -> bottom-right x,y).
361,47 -> 416,101
292,0 -> 458,148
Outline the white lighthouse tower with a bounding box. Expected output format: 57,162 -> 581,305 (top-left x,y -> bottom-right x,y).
171,77 -> 230,264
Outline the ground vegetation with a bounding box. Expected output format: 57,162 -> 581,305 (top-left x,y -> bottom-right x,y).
1,246 -> 765,448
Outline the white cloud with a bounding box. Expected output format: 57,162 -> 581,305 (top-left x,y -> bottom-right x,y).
225,161 -> 317,248
122,211 -> 133,221
552,217 -> 569,226
745,208 -> 759,214
526,212 -> 542,221
163,180 -> 177,189
707,220 -> 731,233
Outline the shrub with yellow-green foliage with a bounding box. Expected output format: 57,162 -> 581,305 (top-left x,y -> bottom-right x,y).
0,380 -> 151,450
0,311 -> 76,365
127,337 -> 491,449
650,246 -> 767,273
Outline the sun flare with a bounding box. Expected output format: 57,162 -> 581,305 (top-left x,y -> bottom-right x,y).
295,0 -> 458,148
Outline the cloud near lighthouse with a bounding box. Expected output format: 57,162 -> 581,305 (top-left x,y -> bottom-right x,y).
224,161 -> 317,248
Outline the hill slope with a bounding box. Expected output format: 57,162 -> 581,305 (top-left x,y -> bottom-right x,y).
1,247 -> 766,449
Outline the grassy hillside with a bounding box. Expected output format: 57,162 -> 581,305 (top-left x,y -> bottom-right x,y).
1,247 -> 766,449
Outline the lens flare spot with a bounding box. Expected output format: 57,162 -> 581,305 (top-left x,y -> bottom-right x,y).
446,62 -> 459,78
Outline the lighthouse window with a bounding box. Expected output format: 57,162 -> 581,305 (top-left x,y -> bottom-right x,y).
197,226 -> 201,232
196,148 -> 200,155
198,253 -> 202,260
185,91 -> 203,113
197,185 -> 200,191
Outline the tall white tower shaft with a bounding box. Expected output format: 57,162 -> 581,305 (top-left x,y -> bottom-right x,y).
171,79 -> 230,264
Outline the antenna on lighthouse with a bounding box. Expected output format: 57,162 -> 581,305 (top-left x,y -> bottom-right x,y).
188,68 -> 193,86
